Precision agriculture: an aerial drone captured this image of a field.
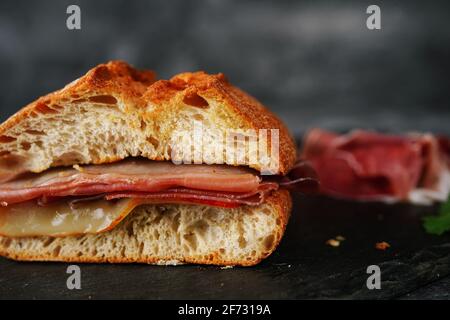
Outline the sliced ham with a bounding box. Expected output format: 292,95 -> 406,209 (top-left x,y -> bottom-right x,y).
104,183 -> 278,207
269,160 -> 320,194
0,157 -> 319,221
0,158 -> 319,237
0,159 -> 261,206
302,129 -> 449,201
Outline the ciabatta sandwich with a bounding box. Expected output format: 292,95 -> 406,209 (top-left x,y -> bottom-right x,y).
0,61 -> 316,266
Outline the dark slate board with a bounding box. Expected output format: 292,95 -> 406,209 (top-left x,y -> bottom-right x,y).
0,194 -> 449,300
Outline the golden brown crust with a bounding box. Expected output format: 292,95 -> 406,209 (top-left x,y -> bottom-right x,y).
0,61 -> 156,136
0,62 -> 296,175
146,72 -> 297,174
0,190 -> 291,266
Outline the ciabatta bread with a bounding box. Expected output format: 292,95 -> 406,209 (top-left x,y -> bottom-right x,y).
0,61 -> 296,177
0,61 -> 297,266
0,189 -> 291,266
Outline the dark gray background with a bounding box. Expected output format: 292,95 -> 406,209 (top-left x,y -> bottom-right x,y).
0,0 -> 449,135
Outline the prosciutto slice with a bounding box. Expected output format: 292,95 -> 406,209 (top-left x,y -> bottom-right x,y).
0,159 -> 262,206
302,129 -> 449,203
0,158 -> 319,210
103,185 -> 277,208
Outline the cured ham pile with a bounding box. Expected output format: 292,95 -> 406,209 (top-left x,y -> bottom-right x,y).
0,160 -> 270,208
0,159 -> 319,208
0,159 -> 318,237
302,129 -> 450,204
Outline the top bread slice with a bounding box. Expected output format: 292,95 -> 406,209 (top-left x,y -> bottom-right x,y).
0,61 -> 296,177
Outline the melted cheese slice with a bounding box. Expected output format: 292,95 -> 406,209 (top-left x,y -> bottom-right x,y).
0,199 -> 142,237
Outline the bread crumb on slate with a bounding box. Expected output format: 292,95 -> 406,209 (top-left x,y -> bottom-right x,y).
220,265 -> 234,269
375,241 -> 391,250
326,239 -> 340,247
326,235 -> 346,247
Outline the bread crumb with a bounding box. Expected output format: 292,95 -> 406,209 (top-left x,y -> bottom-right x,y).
220,265 -> 234,269
326,239 -> 340,247
156,259 -> 183,266
375,241 -> 390,250
326,235 -> 345,247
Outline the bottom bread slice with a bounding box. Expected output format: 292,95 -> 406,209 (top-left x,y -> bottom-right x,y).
0,190 -> 291,266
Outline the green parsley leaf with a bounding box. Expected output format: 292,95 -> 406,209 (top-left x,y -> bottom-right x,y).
423,196 -> 450,235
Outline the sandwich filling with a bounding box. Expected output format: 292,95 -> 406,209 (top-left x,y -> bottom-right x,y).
0,158 -> 318,237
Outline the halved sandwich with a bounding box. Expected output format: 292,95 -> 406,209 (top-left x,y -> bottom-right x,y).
0,61 -> 317,266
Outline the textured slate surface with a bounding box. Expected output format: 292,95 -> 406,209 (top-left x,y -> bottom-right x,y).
1,195 -> 449,299
401,275 -> 450,300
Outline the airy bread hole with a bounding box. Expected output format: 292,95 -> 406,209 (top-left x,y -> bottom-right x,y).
263,234 -> 275,251
0,135 -> 16,143
171,213 -> 180,232
88,148 -> 100,160
88,95 -> 118,105
183,232 -> 198,251
125,221 -> 134,237
188,220 -> 209,238
1,238 -> 12,248
72,99 -> 87,103
238,235 -> 247,249
92,65 -> 113,81
54,151 -> 84,165
20,141 -> 31,151
62,119 -> 76,125
146,136 -> 159,149
25,129 -> 45,135
183,93 -> 209,108
42,237 -> 55,247
52,245 -> 61,257
193,114 -> 204,121
35,102 -> 59,114
204,253 -> 214,261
